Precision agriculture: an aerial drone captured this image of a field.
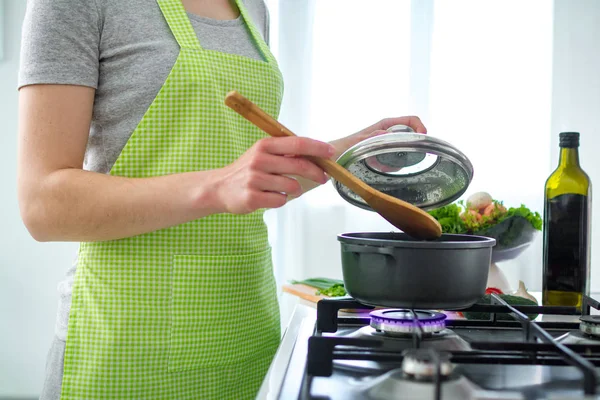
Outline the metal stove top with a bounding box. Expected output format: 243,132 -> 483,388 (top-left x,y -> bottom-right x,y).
259,294 -> 600,400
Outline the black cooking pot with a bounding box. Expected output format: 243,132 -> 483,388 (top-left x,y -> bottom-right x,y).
337,232 -> 496,310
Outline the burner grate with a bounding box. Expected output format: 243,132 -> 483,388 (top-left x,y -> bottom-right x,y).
488,293 -> 598,395
309,294 -> 600,397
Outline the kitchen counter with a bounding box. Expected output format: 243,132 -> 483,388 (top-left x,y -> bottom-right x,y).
256,300 -> 316,400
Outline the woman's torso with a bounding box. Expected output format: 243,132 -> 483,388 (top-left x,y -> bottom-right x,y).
20,0 -> 269,175
19,0 -> 271,341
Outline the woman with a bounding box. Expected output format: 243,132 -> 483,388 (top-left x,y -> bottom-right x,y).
17,0 -> 426,398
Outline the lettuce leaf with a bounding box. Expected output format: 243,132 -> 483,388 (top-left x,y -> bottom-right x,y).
428,200 -> 542,235
427,203 -> 467,234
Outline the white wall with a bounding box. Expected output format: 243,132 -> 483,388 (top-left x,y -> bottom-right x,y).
550,0 -> 600,292
426,0 -> 553,294
501,0 -> 600,294
0,1 -> 80,397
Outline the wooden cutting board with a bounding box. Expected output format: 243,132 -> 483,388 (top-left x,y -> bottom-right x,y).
282,283 -> 329,303
282,283 -> 379,313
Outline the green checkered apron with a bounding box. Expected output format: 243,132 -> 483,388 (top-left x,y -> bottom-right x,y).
59,0 -> 283,398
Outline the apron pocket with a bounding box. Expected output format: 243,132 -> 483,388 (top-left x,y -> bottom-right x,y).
168,247 -> 278,372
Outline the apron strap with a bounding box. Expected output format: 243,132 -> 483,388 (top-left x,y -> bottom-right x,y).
157,0 -> 202,50
234,0 -> 276,65
158,0 -> 277,64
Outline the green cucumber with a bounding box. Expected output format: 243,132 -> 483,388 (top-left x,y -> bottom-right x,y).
463,294 -> 539,320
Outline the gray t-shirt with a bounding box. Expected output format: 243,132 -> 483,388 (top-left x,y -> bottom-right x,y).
19,0 -> 270,342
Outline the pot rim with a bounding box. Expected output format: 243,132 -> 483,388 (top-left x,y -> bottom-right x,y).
337,232 -> 496,249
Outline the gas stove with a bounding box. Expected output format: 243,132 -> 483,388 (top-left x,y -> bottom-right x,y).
258,294 -> 600,399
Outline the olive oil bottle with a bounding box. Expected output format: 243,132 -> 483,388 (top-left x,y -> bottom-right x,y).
542,132 -> 591,308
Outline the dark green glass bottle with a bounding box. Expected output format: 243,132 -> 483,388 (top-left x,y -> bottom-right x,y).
542,132 -> 591,308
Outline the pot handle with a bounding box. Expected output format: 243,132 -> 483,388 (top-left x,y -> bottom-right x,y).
342,244 -> 396,256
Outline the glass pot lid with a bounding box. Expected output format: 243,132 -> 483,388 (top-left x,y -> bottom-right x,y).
334,125 -> 474,211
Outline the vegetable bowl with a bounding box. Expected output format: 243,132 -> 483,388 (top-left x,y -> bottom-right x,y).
428,191 -> 542,292
477,214 -> 540,263
428,191 -> 542,257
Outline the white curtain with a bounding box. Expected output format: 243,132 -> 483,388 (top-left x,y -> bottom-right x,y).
264,0 -> 554,322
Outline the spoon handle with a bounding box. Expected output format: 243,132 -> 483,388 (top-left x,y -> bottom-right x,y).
224,90 -> 374,200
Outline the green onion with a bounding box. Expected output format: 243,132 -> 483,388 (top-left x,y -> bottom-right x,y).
290,277 -> 347,297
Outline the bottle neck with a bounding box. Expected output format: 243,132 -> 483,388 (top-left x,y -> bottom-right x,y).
558,146 -> 580,168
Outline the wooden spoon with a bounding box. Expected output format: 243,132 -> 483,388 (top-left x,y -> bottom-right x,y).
224,91 -> 443,240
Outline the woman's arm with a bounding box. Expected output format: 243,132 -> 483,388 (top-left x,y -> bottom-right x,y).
17,84 -> 333,242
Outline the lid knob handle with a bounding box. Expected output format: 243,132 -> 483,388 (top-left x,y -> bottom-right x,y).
387,124 -> 415,133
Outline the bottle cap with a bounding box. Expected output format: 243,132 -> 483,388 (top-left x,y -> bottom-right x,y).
559,132 -> 580,148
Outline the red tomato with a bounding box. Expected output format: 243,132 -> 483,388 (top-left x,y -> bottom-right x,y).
485,287 -> 503,295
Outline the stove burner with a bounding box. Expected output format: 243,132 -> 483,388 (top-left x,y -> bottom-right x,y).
401,349 -> 454,380
579,315 -> 600,338
370,309 -> 447,336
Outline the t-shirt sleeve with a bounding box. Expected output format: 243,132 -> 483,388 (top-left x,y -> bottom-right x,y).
18,0 -> 101,89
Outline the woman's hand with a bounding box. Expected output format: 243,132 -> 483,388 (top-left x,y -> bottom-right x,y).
286,116 -> 428,196
330,116 -> 427,160
212,137 -> 335,214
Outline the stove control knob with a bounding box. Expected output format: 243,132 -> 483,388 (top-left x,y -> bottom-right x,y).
401,349 -> 453,379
